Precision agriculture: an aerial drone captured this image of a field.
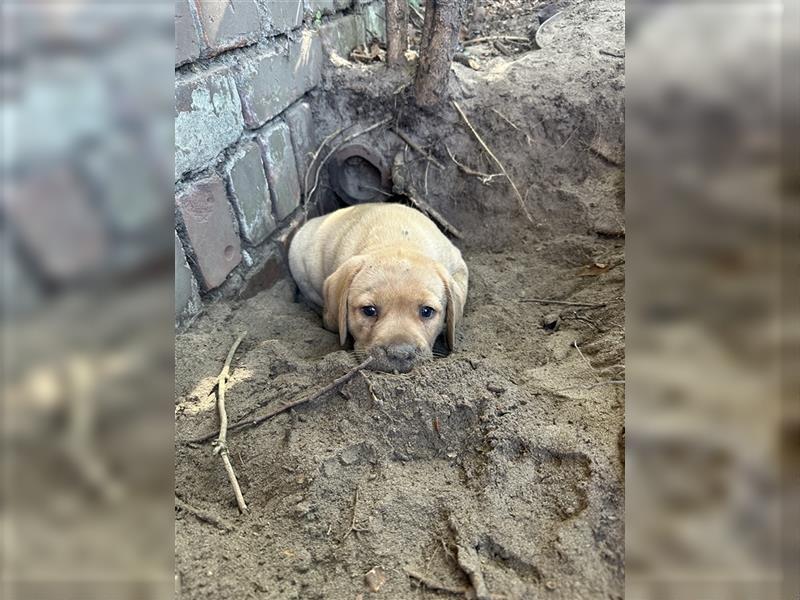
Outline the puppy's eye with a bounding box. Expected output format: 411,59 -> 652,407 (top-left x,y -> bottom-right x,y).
361,305 -> 378,317
419,306 -> 436,319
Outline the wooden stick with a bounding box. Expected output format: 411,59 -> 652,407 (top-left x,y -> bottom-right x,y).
404,568 -> 467,595
186,357 -> 375,444
407,195 -> 463,239
391,128 -> 445,170
518,298 -> 607,308
452,101 -> 533,223
463,35 -> 531,47
212,332 -> 248,513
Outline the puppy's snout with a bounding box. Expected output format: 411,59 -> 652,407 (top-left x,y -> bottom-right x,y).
385,343 -> 417,363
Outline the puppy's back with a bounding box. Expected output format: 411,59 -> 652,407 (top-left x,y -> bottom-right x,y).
289,203 -> 463,304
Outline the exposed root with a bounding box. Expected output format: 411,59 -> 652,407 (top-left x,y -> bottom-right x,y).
452,101 -> 533,223
445,145 -> 504,185
392,127 -> 445,170
408,195 -> 464,240
306,119 -> 392,214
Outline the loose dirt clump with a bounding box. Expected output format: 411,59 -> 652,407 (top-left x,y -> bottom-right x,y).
176,0 -> 624,598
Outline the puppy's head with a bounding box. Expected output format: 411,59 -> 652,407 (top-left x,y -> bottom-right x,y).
322,252 -> 464,373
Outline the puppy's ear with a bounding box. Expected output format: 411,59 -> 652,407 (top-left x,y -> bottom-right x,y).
322,256 -> 366,346
439,265 -> 468,351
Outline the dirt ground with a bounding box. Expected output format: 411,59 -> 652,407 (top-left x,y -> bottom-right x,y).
175,0 -> 625,598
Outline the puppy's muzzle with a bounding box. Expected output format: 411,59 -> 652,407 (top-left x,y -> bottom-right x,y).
369,343 -> 430,373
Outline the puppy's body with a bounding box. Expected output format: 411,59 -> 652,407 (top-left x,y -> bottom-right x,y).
289,203 -> 468,372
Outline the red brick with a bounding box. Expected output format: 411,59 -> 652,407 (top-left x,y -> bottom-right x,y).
4,167 -> 107,282
175,0 -> 201,66
176,174 -> 242,290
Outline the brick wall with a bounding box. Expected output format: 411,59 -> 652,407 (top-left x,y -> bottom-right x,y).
175,0 -> 386,327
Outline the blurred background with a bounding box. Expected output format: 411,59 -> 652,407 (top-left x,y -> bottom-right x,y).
0,0 -> 796,599
1,1 -> 175,599
626,0 -> 796,599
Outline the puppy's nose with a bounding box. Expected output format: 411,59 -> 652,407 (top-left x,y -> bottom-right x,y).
385,344 -> 417,363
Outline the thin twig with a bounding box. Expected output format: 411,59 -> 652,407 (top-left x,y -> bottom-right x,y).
599,49 -> 625,59
307,119 -> 392,210
175,496 -> 234,532
558,380 -> 625,392
463,35 -> 531,47
404,568 -> 468,595
186,357 -> 375,444
357,184 -> 393,197
424,160 -> 430,198
409,3 -> 425,27
490,108 -> 519,131
452,101 -> 533,223
445,145 -> 503,184
408,195 -> 463,239
572,341 -> 599,381
491,108 -> 533,145
341,483 -> 369,541
391,128 -> 445,170
304,126 -> 347,212
213,332 -> 248,513
556,126 -> 578,151
518,298 -> 607,308
566,310 -> 602,331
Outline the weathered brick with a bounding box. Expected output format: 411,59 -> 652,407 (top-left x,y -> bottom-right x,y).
224,141 -> 276,245
175,67 -> 243,180
175,0 -> 202,66
263,0 -> 303,32
319,14 -> 365,58
362,1 -> 386,43
176,174 -> 242,290
83,139 -> 167,236
257,120 -> 301,222
233,32 -> 321,129
239,245 -> 287,299
194,0 -> 260,56
283,100 -> 314,192
4,167 -> 107,282
175,232 -> 201,321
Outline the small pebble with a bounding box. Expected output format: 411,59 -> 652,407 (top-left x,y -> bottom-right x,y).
545,580 -> 557,590
487,383 -> 506,394
294,548 -> 312,573
364,566 -> 386,592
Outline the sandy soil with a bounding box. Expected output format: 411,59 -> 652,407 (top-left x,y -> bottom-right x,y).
175,0 -> 625,598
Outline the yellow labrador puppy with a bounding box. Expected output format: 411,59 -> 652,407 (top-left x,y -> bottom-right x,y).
288,203 -> 468,372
